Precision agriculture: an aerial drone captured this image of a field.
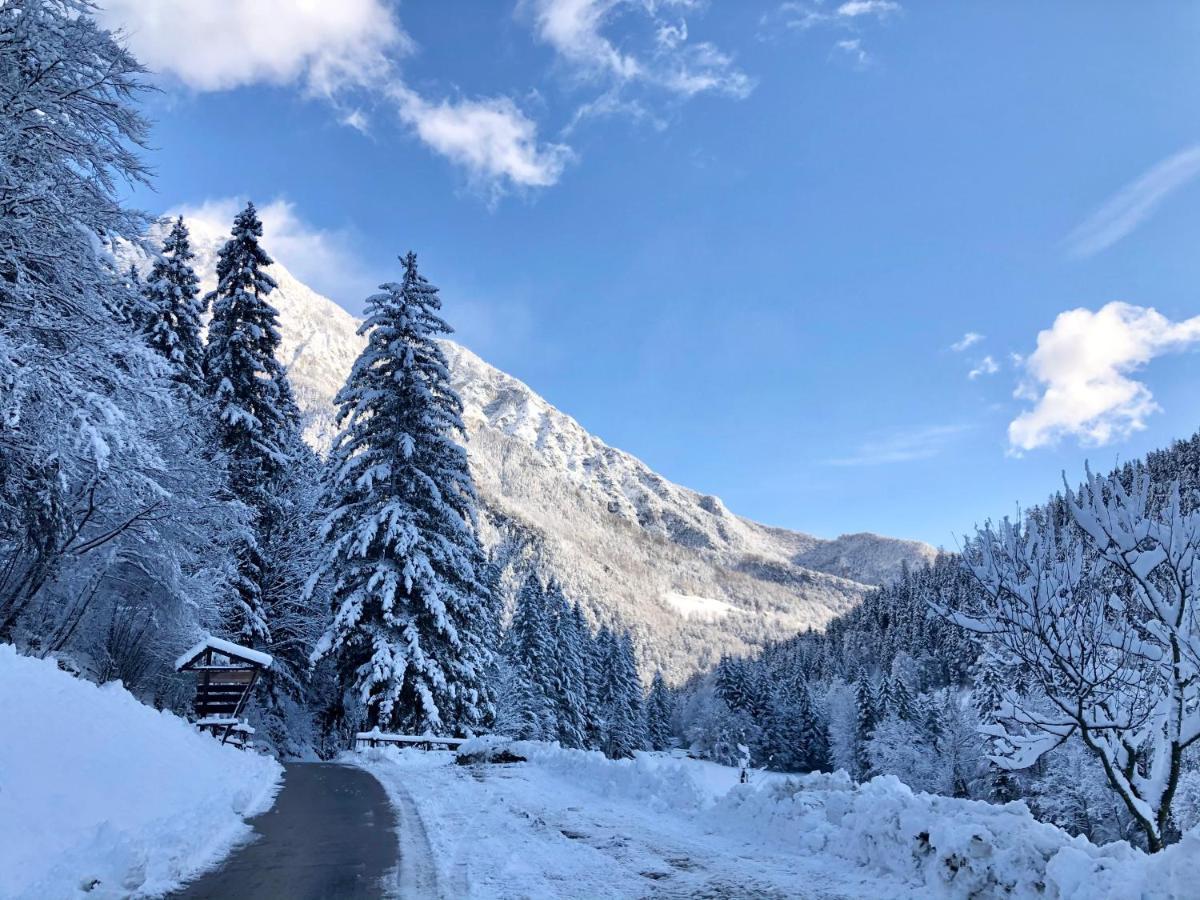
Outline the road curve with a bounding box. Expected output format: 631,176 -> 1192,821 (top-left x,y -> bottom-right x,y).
170,762 -> 397,900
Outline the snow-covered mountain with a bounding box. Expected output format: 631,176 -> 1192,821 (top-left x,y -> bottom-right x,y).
142,223 -> 935,678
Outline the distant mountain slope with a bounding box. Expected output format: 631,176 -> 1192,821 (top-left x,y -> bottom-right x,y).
136,223 -> 936,678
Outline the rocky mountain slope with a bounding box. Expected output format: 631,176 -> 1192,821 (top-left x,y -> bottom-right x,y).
138,223 -> 936,678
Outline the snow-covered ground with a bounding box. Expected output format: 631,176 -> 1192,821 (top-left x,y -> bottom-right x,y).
356,741 -> 1200,900
0,645 -> 282,899
355,744 -> 919,899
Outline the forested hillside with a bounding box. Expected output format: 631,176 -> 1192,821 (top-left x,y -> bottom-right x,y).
678,427 -> 1200,852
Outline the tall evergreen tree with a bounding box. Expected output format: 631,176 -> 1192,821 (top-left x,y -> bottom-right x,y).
508,574 -> 558,740
547,579 -> 587,748
645,670 -> 675,751
144,217 -> 204,392
572,603 -> 604,749
797,681 -> 830,772
601,630 -> 647,758
854,670 -> 877,780
891,676 -> 915,722
309,252 -> 495,735
201,202 -> 294,645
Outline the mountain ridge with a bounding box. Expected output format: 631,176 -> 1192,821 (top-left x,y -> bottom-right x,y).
131,222 -> 937,678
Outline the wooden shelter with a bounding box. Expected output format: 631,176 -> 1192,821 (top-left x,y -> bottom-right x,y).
175,636 -> 272,748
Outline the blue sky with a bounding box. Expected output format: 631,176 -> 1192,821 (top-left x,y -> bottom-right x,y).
101,1 -> 1200,547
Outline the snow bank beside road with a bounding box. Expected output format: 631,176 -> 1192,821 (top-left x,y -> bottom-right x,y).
367,739 -> 1197,899
714,768 -> 1199,899
0,645 -> 282,899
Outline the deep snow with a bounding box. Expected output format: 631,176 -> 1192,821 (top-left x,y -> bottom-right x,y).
356,741 -> 1200,900
0,645 -> 282,899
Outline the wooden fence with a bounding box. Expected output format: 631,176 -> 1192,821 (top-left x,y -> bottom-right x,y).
354,731 -> 467,751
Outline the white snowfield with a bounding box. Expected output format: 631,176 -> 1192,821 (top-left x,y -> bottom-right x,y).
0,645 -> 282,899
356,740 -> 1200,900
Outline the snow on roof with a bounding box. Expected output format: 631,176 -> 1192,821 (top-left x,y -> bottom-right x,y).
175,635 -> 273,671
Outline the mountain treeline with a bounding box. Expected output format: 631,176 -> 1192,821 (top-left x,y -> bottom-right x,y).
676,429 -> 1200,850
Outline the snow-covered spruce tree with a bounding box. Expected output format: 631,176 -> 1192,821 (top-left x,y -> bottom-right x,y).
944,465 -> 1200,851
144,217 -> 204,394
600,630 -> 647,758
115,264 -> 151,334
853,670 -> 877,780
797,680 -> 830,772
645,670 -> 675,751
507,574 -> 558,740
572,603 -> 605,749
202,202 -> 295,645
546,579 -> 587,748
309,252 -> 495,736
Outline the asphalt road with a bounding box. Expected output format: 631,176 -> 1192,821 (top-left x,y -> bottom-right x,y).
171,762 -> 398,900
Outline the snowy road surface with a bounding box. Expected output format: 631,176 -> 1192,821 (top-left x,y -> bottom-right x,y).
170,763 -> 397,899
356,749 -> 922,899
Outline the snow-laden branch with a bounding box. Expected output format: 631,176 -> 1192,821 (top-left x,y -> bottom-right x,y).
938,466 -> 1200,852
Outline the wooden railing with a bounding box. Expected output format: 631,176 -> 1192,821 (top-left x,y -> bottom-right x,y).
354,730 -> 467,751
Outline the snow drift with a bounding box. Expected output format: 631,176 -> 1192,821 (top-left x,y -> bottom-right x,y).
0,645 -> 282,899
434,739 -> 1199,899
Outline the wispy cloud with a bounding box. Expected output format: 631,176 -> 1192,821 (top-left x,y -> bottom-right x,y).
520,0 -> 754,131
833,38 -> 871,69
99,0 -> 571,197
827,424 -> 972,466
950,332 -> 983,352
968,355 -> 999,380
767,0 -> 901,66
1008,302 -> 1200,452
1065,144 -> 1200,258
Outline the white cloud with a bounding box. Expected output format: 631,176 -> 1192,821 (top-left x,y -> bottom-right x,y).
390,88 -> 574,194
772,0 -> 899,66
833,38 -> 870,68
828,424 -> 972,466
968,355 -> 999,380
168,197 -> 379,306
98,0 -> 570,196
1008,302 -> 1200,452
1066,144 -> 1200,258
835,0 -> 900,19
520,0 -> 753,107
777,0 -> 900,30
96,0 -> 407,94
951,331 -> 983,352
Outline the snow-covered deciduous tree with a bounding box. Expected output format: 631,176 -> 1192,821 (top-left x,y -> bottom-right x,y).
144,217 -> 204,394
309,252 -> 495,736
946,465 -> 1200,851
0,1 -> 248,686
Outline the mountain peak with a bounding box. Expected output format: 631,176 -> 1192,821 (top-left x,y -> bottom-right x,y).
132,224 -> 935,677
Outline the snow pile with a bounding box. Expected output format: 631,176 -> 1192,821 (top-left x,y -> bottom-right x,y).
464,740 -> 708,813
441,741 -> 1199,899
712,771 -> 1199,899
0,645 -> 282,899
